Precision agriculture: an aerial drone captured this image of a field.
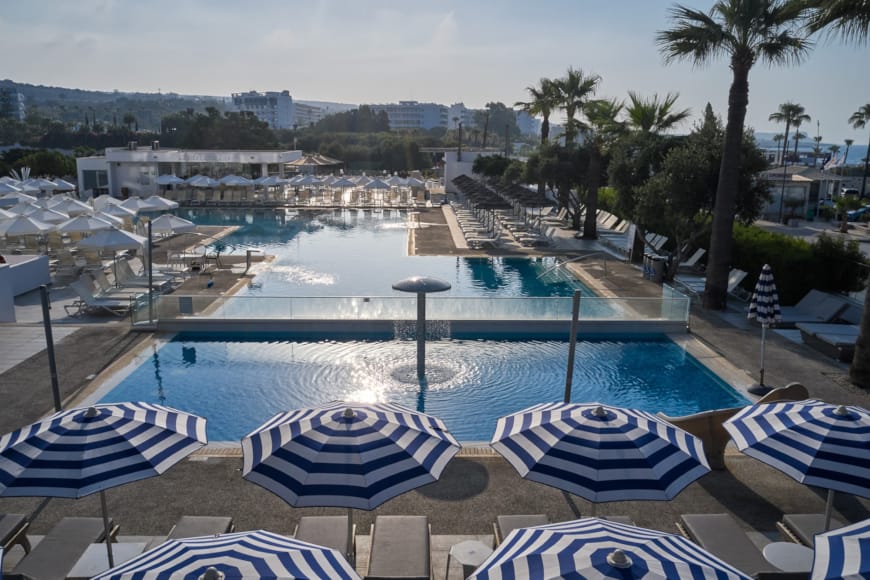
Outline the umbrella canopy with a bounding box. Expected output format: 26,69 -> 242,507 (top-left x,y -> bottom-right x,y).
467,517 -> 751,579
91,530 -> 360,579
187,175 -> 220,188
242,401 -> 460,510
149,214 -> 196,234
29,207 -> 69,224
724,399 -> 870,530
255,175 -> 282,187
294,174 -> 322,187
0,182 -> 22,194
7,202 -> 38,215
78,227 -> 147,251
49,197 -> 92,216
94,211 -> 126,227
220,174 -> 254,187
141,195 -> 180,211
57,214 -> 115,234
120,196 -> 151,212
364,178 -> 390,190
0,215 -> 55,236
405,177 -> 425,188
100,203 -> 138,219
748,264 -> 781,325
156,174 -> 186,186
812,517 -> 870,580
52,178 -> 77,191
331,177 -> 356,188
491,402 -> 710,502
0,208 -> 16,220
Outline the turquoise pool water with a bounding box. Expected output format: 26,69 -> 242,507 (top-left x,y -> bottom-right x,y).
98,333 -> 749,442
177,208 -> 592,298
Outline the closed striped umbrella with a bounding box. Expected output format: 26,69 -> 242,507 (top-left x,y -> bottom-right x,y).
724,399 -> 870,531
467,517 -> 751,579
812,517 -> 870,579
747,264 -> 781,392
491,402 -> 710,503
0,403 -> 207,566
242,401 -> 459,563
91,530 -> 360,579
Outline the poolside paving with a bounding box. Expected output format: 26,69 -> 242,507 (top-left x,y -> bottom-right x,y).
1,209 -> 870,576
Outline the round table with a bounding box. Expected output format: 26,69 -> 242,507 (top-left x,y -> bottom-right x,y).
762,541 -> 815,572
446,540 -> 494,579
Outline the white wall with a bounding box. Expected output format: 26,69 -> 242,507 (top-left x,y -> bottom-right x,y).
443,150 -> 490,194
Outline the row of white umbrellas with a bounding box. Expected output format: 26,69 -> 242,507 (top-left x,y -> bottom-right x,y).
0,176 -> 76,193
164,173 -> 427,189
1,397 -> 866,578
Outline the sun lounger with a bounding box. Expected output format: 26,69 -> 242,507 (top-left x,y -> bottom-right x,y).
674,268 -> 747,301
777,514 -> 844,546
677,513 -> 776,576
144,515 -> 235,550
0,513 -> 30,554
366,515 -> 431,580
295,515 -> 354,562
678,248 -> 706,271
11,516 -> 117,580
493,514 -> 549,546
797,323 -> 859,362
778,289 -> 851,328
64,280 -> 132,317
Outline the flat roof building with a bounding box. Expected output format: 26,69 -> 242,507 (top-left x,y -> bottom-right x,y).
369,101 -> 448,131
232,90 -> 295,129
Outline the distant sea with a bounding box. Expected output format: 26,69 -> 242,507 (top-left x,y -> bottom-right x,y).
755,132 -> 867,165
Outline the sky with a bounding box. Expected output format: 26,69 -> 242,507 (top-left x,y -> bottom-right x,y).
1,0 -> 868,144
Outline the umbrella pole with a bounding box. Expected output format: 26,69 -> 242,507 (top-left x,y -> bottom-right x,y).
824,489 -> 835,531
564,290 -> 581,403
347,507 -> 355,566
100,490 -> 115,567
759,323 -> 767,386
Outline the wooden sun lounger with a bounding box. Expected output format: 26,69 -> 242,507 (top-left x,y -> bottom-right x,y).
366,515 -> 431,580
11,516 -> 117,580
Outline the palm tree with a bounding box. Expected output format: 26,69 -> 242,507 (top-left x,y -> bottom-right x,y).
850,104 -> 870,197
792,128 -> 808,160
580,98 -> 626,239
555,67 -> 600,145
516,78 -> 560,195
625,92 -> 691,135
844,138 -> 854,165
769,102 -> 810,165
805,0 -> 870,43
658,0 -> 811,310
812,135 -> 823,166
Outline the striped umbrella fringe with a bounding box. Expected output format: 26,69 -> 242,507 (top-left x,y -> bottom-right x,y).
91,530 -> 360,579
0,402 -> 207,498
241,401 -> 460,510
812,517 -> 870,579
467,517 -> 751,579
491,402 -> 710,502
747,264 -> 781,325
723,399 -> 870,497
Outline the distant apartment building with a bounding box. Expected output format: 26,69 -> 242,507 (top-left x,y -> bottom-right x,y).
232,90 -> 295,129
447,103 -> 477,129
515,110 -> 542,138
369,101 -> 448,131
0,88 -> 26,121
294,102 -> 326,128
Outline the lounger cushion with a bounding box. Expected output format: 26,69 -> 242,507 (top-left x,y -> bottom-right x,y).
367,515 -> 429,580
0,513 -> 28,551
780,514 -> 844,546
12,516 -> 112,580
296,515 -> 350,558
680,513 -> 772,575
496,514 -> 549,543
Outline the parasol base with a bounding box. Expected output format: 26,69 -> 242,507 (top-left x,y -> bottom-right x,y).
748,383 -> 773,395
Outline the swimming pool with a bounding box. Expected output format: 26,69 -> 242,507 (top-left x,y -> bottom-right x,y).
177,208 -> 592,298
96,333 -> 749,442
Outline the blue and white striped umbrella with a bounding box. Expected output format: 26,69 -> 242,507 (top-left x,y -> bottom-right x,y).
91,530 -> 360,579
724,399 -> 870,530
0,402 -> 207,567
747,264 -> 781,390
491,402 -> 710,502
812,517 -> 870,579
467,517 -> 751,579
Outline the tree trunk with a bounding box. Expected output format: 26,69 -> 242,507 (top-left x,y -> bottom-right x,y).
703,61 -> 750,310
861,131 -> 870,197
849,276 -> 870,387
538,117 -> 550,196
582,149 -> 601,239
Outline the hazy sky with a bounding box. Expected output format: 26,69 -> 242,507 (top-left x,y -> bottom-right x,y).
2,0 -> 868,143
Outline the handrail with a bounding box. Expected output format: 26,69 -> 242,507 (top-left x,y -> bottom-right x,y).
537,252 -> 608,279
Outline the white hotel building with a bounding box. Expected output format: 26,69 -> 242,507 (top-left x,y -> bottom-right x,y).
76,141 -> 301,198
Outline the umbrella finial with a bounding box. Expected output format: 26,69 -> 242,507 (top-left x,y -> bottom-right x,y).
83,406 -> 99,418
834,405 -> 851,417
606,548 -> 633,568
592,406 -> 607,418
200,567 -> 225,580
343,407 -> 355,420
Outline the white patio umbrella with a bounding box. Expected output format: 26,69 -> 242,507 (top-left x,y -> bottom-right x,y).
467,518 -> 751,579
220,174 -> 254,187
57,214 -> 115,234
78,227 -> 148,283
491,402 -> 710,504
93,211 -> 126,227
254,175 -> 281,187
0,403 -> 207,567
724,399 -> 870,531
155,174 -> 186,186
0,208 -> 16,220
812,517 -> 870,579
149,214 -> 196,235
141,195 -> 179,211
48,196 -> 92,216
120,196 -> 151,212
7,202 -> 38,215
747,264 -> 781,393
52,178 -> 77,191
29,207 -> 70,224
0,182 -> 22,194
364,178 -> 390,190
242,401 -> 460,564
186,175 -> 220,188
0,215 -> 55,236
91,530 -> 360,579
100,203 -> 138,219
405,177 -> 425,188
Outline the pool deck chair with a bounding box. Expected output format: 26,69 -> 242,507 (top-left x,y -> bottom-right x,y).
145,515 -> 235,549
677,248 -> 706,271
677,513 -> 776,576
796,323 -> 859,362
777,514 -> 844,546
493,514 -> 549,546
295,515 -> 355,563
366,515 -> 431,580
0,513 -> 30,555
778,289 -> 851,328
65,280 -> 131,317
11,516 -> 117,580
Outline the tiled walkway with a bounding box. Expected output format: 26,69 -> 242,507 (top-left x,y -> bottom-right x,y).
0,324 -> 80,374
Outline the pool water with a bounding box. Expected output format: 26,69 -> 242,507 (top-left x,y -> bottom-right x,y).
98,333 -> 749,442
177,208 -> 592,298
